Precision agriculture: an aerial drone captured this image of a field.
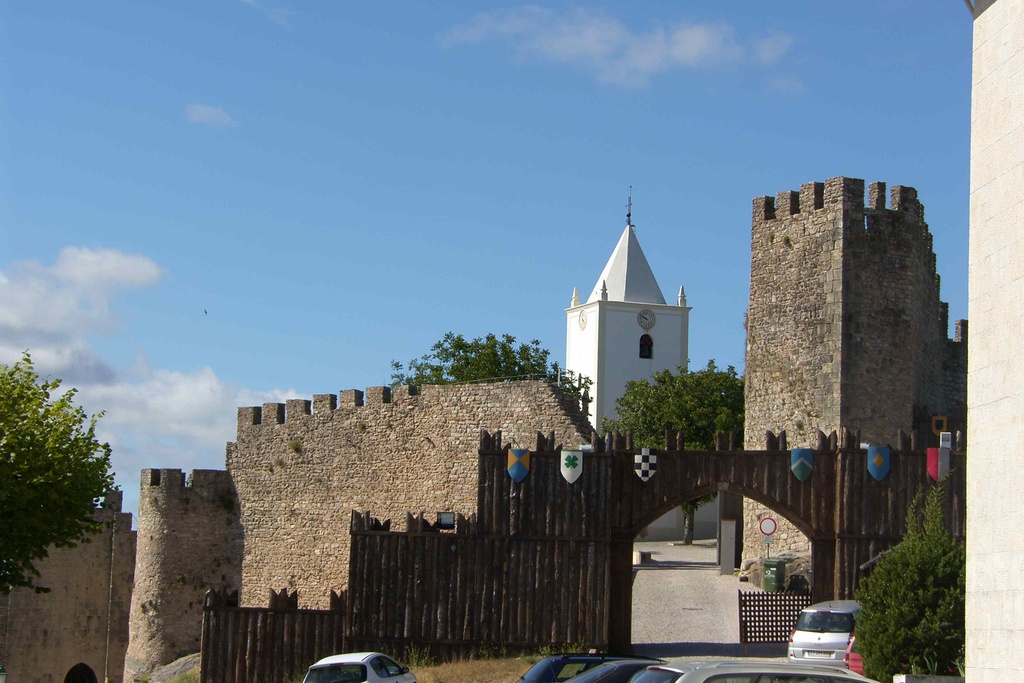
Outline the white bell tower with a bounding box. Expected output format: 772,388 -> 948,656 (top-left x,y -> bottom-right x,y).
566,206 -> 691,431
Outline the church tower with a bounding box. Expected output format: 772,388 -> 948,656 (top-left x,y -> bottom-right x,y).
566,206 -> 691,431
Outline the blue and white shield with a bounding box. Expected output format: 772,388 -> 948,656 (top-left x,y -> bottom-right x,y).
791,448 -> 813,482
507,448 -> 530,483
560,448 -> 583,484
867,445 -> 891,481
634,448 -> 657,482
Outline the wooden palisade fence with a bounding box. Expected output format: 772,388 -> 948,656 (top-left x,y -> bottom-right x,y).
202,425 -> 966,673
201,587 -> 347,683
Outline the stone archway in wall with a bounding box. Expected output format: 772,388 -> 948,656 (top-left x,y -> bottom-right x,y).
64,663 -> 99,683
603,441 -> 837,654
627,483 -> 816,652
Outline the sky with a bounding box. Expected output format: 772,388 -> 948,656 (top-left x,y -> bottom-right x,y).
0,1 -> 974,523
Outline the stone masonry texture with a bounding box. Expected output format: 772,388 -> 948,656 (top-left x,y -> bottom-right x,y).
226,381 -> 592,609
123,469 -> 243,682
743,177 -> 967,560
110,379 -> 591,678
0,492 -> 135,683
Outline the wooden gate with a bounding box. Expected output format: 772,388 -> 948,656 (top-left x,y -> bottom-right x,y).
345,427 -> 964,657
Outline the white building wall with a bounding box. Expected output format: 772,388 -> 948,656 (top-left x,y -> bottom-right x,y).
967,0 -> 1024,679
567,300 -> 689,431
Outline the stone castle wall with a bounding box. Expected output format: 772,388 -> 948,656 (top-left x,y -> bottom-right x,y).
123,469 -> 242,683
743,177 -> 967,560
226,381 -> 592,609
0,493 -> 135,683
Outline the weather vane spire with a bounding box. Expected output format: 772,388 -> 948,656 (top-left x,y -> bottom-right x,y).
626,186 -> 633,227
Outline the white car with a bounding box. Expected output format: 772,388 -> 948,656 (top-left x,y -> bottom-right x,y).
301,651 -> 417,683
787,600 -> 861,667
629,660 -> 879,682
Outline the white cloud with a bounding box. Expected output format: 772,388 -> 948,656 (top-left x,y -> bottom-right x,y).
0,247 -> 163,366
185,103 -> 236,127
755,33 -> 794,64
0,248 -> 294,523
442,7 -> 793,87
240,0 -> 293,29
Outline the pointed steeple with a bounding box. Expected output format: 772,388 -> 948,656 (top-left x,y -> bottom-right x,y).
587,213 -> 666,305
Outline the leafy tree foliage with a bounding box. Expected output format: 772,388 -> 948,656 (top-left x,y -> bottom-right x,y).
391,331 -> 591,405
854,482 -> 966,680
602,360 -> 744,449
0,353 -> 116,593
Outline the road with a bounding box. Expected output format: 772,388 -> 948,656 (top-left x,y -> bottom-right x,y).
629,540 -> 786,661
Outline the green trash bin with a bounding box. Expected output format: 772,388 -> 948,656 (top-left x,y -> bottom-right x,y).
763,558 -> 787,592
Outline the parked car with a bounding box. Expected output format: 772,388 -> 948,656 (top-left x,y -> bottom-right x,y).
554,658 -> 662,683
301,651 -> 416,683
518,654 -> 652,683
627,660 -> 880,682
787,599 -> 861,667
845,635 -> 864,675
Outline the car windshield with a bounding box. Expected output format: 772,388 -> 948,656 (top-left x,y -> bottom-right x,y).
794,611 -> 856,633
521,659 -> 591,682
628,668 -> 684,683
567,661 -> 657,683
302,664 -> 367,683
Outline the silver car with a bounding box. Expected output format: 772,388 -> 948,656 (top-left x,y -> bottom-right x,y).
786,600 -> 860,667
627,660 -> 879,682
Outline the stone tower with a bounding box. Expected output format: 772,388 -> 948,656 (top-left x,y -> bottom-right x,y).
742,176 -> 967,558
123,469 -> 243,682
566,213 -> 691,431
745,177 -> 966,451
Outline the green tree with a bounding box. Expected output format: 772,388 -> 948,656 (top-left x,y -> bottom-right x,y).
602,360 -> 744,449
602,360 -> 744,542
854,482 -> 966,680
391,331 -> 591,405
0,353 -> 116,593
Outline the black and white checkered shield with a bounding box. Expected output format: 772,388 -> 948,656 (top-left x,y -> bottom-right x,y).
634,448 -> 657,482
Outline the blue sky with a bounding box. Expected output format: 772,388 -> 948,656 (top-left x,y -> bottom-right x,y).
0,1 -> 973,521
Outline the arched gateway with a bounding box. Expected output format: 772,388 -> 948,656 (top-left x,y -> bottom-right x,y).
344,428 -> 965,658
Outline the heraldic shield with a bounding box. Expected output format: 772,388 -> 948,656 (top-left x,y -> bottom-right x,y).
791,448 -> 813,482
560,448 -> 583,484
927,434 -> 950,482
507,448 -> 530,483
634,448 -> 657,482
867,445 -> 891,481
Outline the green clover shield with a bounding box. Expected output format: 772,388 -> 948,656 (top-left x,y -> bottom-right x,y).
564,454 -> 580,469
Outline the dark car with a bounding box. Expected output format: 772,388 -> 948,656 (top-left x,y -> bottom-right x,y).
518,654 -> 653,683
558,659 -> 663,683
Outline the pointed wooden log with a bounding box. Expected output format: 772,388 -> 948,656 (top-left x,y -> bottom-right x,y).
766,430 -> 779,452
778,429 -> 788,452
816,430 -> 828,452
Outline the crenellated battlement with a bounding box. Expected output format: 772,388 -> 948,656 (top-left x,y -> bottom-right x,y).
140,467 -> 235,497
236,385 -> 422,433
753,177 -> 925,228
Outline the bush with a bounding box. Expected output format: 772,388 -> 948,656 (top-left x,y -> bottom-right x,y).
854,482 -> 965,680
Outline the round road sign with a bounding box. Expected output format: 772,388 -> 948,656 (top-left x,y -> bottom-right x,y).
759,516 -> 777,536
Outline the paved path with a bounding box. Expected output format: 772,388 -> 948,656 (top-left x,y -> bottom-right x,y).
629,540 -> 786,661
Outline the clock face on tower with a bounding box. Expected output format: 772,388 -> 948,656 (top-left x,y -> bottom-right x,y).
578,309 -> 588,330
637,309 -> 656,330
